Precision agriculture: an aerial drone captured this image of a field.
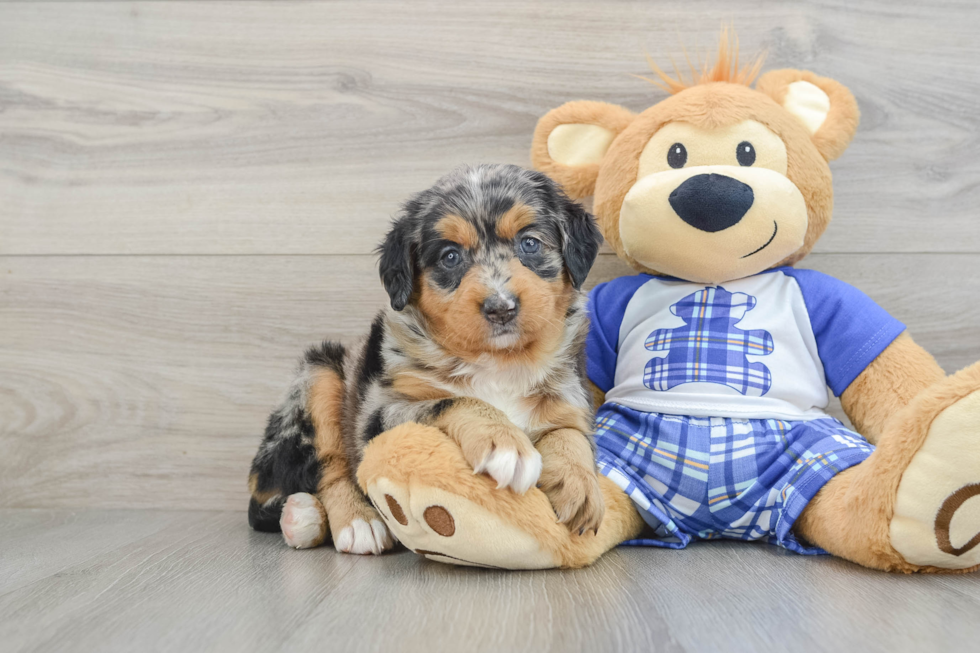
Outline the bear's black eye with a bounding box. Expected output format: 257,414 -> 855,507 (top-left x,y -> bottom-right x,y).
440,247 -> 461,269
667,143 -> 687,169
520,236 -> 541,255
737,141 -> 756,166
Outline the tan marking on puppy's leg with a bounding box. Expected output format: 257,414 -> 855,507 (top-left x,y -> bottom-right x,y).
536,428 -> 605,534
527,395 -> 593,438
495,202 -> 536,240
588,381 -> 606,411
248,473 -> 282,506
429,398 -> 542,494
436,214 -> 479,250
307,368 -> 392,554
320,477 -> 393,555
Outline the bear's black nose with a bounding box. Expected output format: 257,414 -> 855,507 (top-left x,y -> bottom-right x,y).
668,173 -> 754,233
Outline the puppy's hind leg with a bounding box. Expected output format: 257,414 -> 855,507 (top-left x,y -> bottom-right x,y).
280,492 -> 328,549
248,385 -> 325,548
306,346 -> 393,555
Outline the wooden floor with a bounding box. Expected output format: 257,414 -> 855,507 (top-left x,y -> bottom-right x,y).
3,1 -> 980,651
2,509 -> 979,653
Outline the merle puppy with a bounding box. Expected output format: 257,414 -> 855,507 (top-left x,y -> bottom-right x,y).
248,164 -> 605,553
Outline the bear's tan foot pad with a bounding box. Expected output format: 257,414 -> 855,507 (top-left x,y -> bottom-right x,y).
368,480 -> 559,569
357,423 -> 591,570
891,364 -> 980,571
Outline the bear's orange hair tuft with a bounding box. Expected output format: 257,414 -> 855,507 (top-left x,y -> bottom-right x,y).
638,26 -> 766,95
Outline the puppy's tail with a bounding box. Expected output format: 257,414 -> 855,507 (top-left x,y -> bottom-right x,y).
247,341 -> 347,533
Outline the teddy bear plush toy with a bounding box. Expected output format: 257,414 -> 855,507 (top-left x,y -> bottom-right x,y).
357,33 -> 980,572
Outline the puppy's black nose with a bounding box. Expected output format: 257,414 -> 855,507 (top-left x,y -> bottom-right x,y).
482,294 -> 519,325
668,173 -> 754,233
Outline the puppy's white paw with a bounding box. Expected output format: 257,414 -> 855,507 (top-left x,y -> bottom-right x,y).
475,447 -> 542,494
280,492 -> 326,549
334,518 -> 393,555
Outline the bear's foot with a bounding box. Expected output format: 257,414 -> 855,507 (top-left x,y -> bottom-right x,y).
796,362 -> 980,573
369,477 -> 560,569
891,379 -> 980,570
357,423 -> 645,570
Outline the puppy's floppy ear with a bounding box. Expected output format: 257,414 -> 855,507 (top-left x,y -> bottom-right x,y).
559,197 -> 603,289
756,69 -> 860,162
531,101 -> 635,200
377,215 -> 416,311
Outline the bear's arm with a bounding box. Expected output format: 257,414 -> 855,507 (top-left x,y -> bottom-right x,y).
840,332 -> 946,445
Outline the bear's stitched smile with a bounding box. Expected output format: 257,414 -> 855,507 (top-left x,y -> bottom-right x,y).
741,220 -> 778,259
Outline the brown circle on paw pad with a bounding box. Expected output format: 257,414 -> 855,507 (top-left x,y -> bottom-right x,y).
423,505 -> 455,536
385,494 -> 408,525
935,483 -> 980,556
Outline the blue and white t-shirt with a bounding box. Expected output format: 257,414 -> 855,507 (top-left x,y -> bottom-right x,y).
586,268 -> 905,421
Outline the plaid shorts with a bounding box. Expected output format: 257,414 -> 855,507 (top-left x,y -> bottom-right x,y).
595,403 -> 874,554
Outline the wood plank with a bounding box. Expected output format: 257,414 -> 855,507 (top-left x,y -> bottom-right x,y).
1,0 -> 979,255
1,252 -> 978,510
0,509 -> 193,596
0,255 -> 387,510
2,508 -> 980,653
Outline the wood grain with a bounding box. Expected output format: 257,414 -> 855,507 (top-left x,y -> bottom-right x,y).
2,509 -> 980,653
1,0 -> 979,255
1,0 -> 979,516
1,253 -> 978,510
2,3 -> 980,643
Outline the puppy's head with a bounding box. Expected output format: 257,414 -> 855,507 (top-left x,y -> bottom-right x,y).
378,164 -> 602,359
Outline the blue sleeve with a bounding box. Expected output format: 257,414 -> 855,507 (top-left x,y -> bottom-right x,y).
783,268 -> 906,397
585,275 -> 651,393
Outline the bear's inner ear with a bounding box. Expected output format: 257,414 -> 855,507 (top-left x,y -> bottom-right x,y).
756,69 -> 860,162
547,123 -> 619,167
531,100 -> 635,200
782,80 -> 832,134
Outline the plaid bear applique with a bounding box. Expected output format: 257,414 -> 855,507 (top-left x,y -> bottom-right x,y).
644,287 -> 774,396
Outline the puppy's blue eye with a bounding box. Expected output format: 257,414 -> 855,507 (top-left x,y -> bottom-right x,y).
520,237 -> 541,254
440,248 -> 461,269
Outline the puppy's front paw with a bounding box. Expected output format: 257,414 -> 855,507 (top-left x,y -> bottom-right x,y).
539,465 -> 605,535
334,518 -> 394,555
463,425 -> 542,494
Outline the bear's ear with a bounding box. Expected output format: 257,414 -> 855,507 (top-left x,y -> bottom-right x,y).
531,101 -> 635,199
756,69 -> 860,162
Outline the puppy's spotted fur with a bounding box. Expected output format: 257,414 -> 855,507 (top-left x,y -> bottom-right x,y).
248,164 -> 605,553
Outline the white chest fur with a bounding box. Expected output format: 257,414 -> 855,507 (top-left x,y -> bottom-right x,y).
467,377 -> 534,431
450,363 -> 546,433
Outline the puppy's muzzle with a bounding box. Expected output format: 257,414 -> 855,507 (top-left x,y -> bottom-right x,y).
669,173 -> 755,233
482,294 -> 519,325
